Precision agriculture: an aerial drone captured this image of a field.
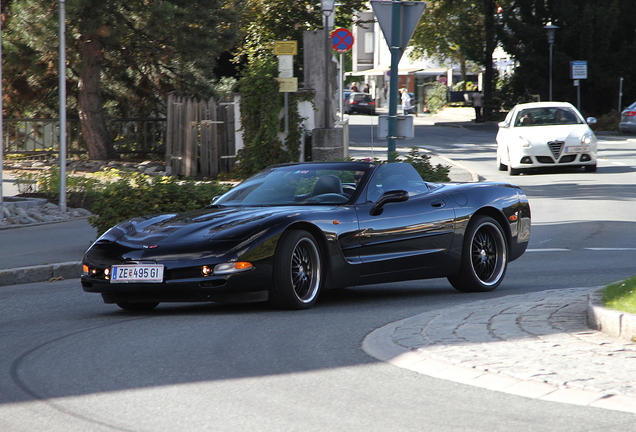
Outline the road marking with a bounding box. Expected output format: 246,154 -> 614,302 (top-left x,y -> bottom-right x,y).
586,248 -> 636,251
527,248 -> 636,252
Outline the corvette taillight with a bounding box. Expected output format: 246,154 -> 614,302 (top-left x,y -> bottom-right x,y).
625,111 -> 636,117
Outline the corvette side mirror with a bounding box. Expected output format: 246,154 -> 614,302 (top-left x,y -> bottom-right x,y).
370,190 -> 409,216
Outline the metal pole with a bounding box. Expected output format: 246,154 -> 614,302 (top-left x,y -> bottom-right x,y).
339,53 -> 344,122
0,0 -> 4,222
323,14 -> 331,129
59,0 -> 67,212
387,0 -> 401,161
548,42 -> 553,101
619,77 -> 624,113
284,92 -> 288,134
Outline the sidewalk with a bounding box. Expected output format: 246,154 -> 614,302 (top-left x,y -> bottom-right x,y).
363,287 -> 636,414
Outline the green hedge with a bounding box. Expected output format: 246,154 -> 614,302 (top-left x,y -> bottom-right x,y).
89,172 -> 231,235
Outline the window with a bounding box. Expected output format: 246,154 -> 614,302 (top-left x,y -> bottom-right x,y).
364,32 -> 374,54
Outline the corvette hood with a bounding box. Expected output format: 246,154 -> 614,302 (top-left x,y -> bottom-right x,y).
96,206 -> 304,247
519,124 -> 593,143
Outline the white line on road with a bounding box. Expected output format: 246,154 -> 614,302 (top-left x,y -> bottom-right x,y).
585,248 -> 636,251
527,248 -> 636,252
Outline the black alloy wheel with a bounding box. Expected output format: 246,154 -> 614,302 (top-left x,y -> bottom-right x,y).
270,230 -> 322,310
448,215 -> 508,292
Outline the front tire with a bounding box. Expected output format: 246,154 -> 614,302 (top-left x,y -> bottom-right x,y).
448,215 -> 508,293
584,163 -> 597,172
270,230 -> 322,310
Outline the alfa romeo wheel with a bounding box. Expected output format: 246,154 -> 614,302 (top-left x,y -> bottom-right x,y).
496,151 -> 507,171
270,230 -> 322,310
448,215 -> 508,292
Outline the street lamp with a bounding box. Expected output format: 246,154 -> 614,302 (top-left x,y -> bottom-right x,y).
544,23 -> 559,101
321,0 -> 335,129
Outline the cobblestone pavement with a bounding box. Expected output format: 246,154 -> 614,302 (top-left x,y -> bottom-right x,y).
363,287 -> 636,414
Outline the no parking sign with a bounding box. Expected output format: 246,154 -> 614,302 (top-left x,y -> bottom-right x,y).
331,28 -> 354,53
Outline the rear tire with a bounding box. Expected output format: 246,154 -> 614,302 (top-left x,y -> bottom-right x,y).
448,215 -> 508,293
270,230 -> 322,310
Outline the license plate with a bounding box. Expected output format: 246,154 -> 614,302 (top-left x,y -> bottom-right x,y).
565,146 -> 588,153
359,102 -> 368,106
111,264 -> 164,283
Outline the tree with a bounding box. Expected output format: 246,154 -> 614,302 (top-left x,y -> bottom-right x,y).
409,0 -> 499,115
235,0 -> 369,77
497,0 -> 636,114
410,0 -> 484,91
231,0 -> 369,176
3,0 -> 239,159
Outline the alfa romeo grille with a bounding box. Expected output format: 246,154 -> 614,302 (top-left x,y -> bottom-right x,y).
548,141 -> 564,159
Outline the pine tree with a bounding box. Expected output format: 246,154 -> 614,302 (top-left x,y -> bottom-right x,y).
3,0 -> 239,159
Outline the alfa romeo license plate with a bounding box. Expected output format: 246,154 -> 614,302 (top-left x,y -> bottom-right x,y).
111,264 -> 164,283
565,146 -> 588,153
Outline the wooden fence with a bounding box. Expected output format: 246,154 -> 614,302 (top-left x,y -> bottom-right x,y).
166,94 -> 235,178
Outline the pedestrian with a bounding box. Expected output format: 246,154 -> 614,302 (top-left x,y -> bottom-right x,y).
401,89 -> 417,116
351,83 -> 358,92
471,91 -> 484,123
363,83 -> 370,93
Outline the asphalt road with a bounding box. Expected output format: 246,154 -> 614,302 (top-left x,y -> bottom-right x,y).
2,119 -> 636,430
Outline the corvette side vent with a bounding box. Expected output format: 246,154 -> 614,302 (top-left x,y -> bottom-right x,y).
548,141 -> 564,159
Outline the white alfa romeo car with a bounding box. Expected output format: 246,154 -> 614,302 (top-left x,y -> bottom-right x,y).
496,102 -> 597,175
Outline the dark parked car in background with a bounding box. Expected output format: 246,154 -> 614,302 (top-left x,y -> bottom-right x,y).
342,90 -> 351,114
619,101 -> 636,134
81,161 -> 531,311
348,92 -> 376,115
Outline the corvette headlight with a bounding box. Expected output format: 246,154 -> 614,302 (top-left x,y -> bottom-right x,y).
205,262 -> 254,276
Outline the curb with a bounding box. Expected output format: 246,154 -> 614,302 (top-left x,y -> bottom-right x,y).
588,287 -> 636,342
0,262 -> 82,286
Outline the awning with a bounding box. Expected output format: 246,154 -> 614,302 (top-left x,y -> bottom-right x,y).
346,67 -> 424,77
413,68 -> 449,76
346,68 -> 388,77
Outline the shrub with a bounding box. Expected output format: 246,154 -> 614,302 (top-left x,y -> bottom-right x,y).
425,83 -> 449,114
401,147 -> 451,182
355,147 -> 450,183
589,110 -> 620,132
89,172 -> 231,235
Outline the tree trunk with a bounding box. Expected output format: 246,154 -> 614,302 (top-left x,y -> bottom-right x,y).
77,33 -> 113,160
482,0 -> 496,118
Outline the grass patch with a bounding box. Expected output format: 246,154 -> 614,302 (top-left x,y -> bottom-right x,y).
603,276 -> 636,313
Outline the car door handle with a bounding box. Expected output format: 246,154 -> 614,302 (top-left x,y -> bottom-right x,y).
431,200 -> 446,208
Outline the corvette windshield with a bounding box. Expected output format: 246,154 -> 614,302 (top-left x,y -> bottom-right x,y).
213,163 -> 373,206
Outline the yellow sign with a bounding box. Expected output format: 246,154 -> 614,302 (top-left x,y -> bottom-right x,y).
274,41 -> 297,56
277,78 -> 298,93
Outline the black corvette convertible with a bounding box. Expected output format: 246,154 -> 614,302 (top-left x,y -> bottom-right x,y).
81,161 -> 531,311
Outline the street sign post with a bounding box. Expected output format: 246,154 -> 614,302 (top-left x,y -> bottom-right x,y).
370,1 -> 426,160
570,61 -> 587,110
